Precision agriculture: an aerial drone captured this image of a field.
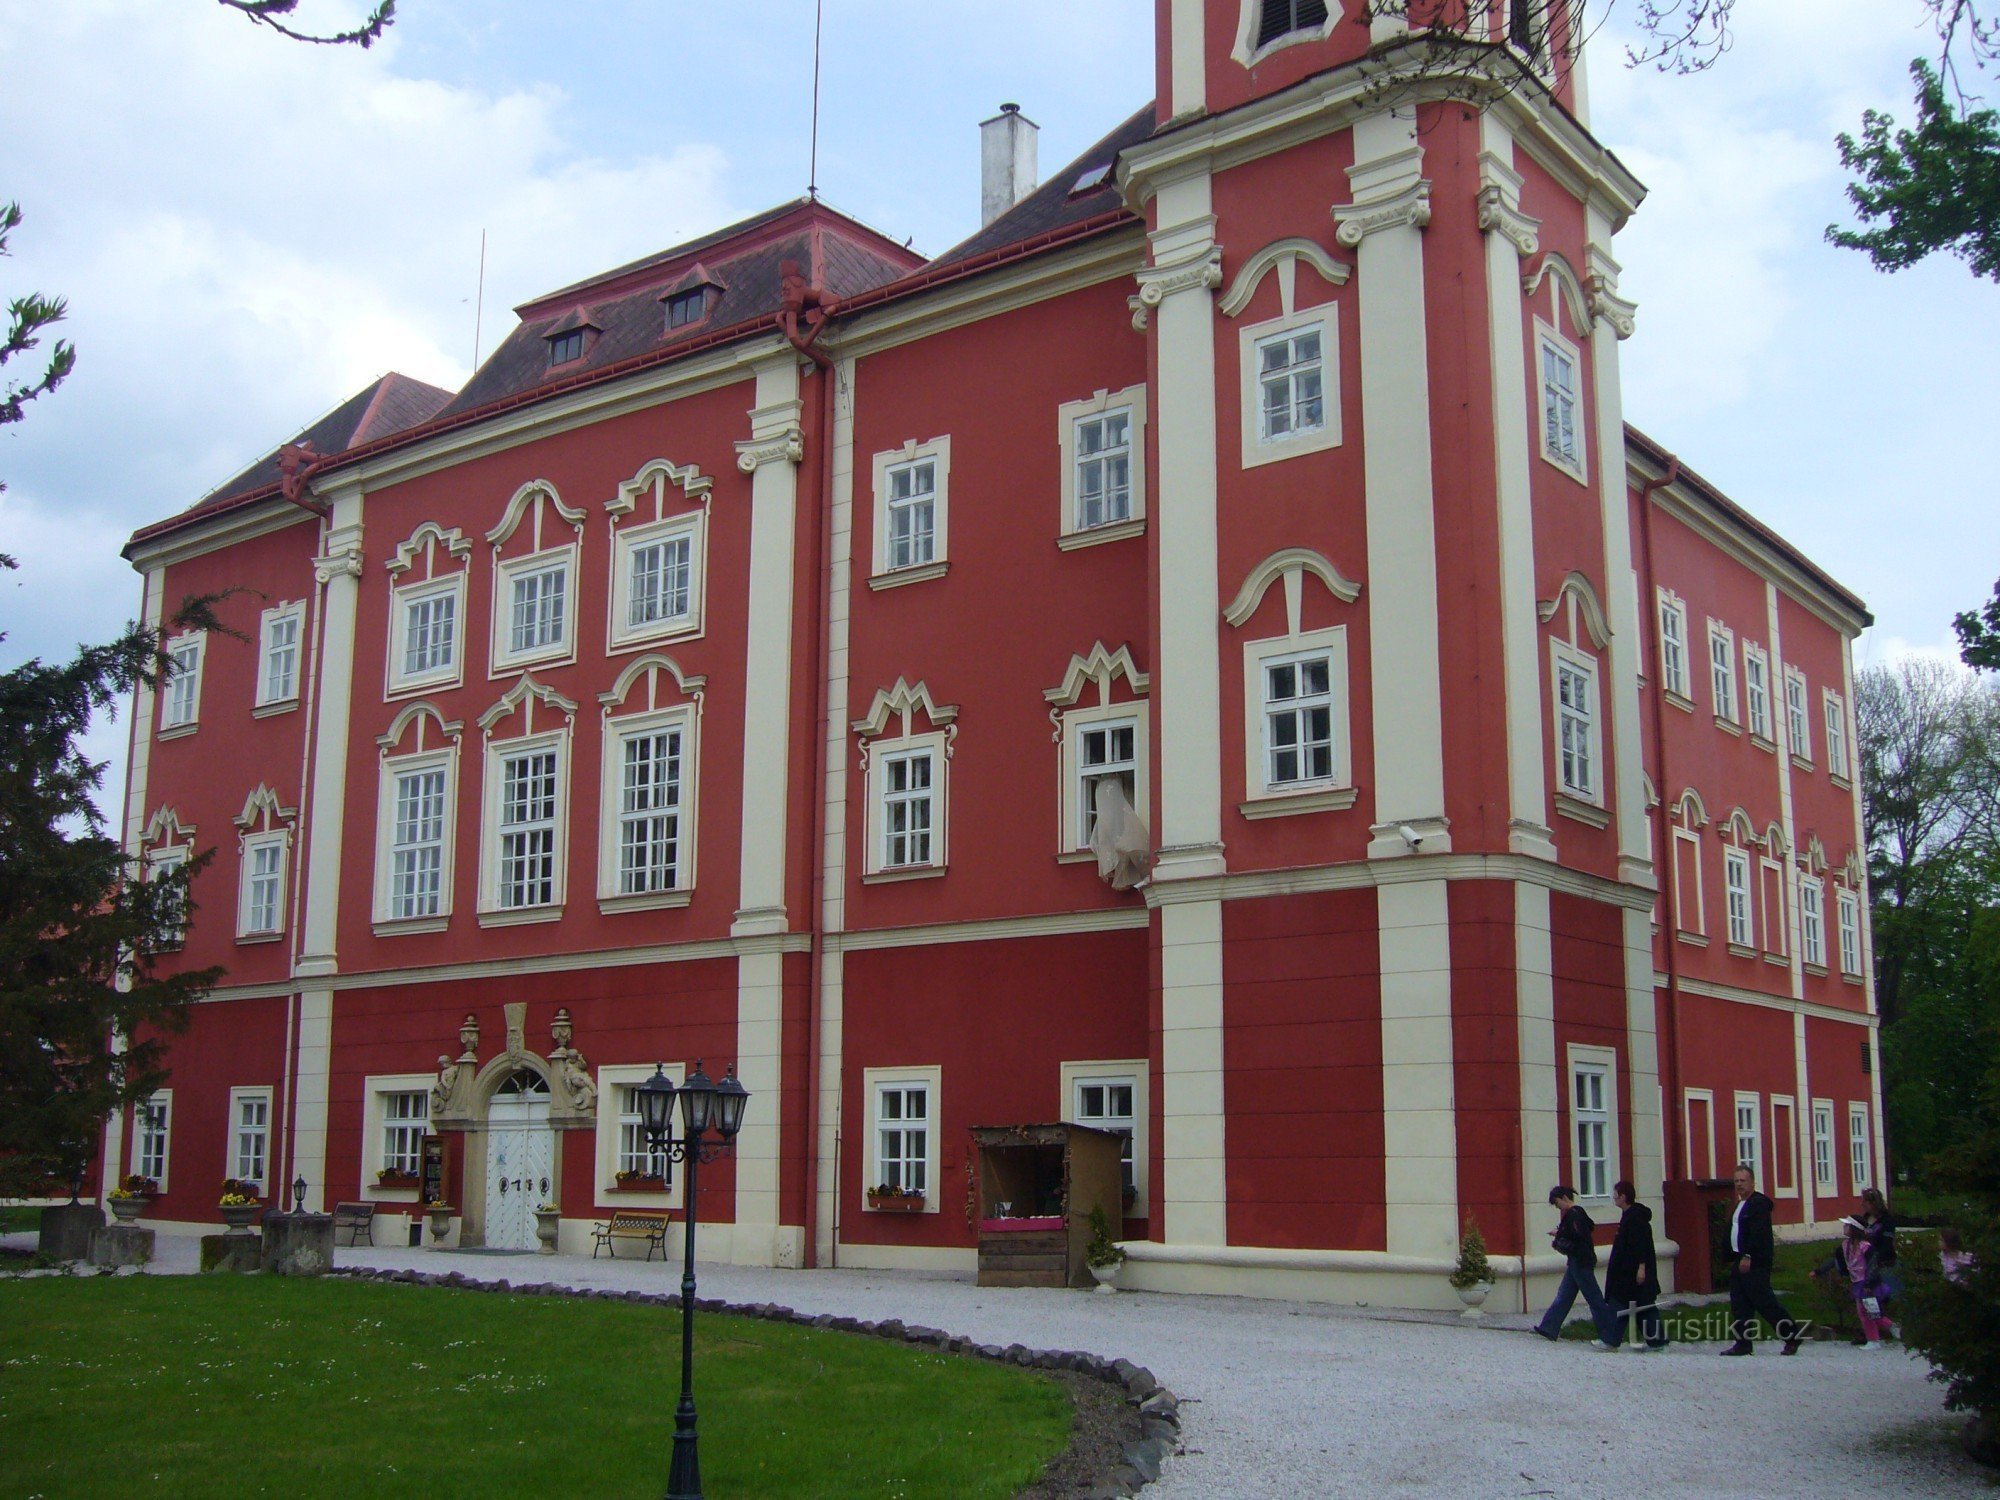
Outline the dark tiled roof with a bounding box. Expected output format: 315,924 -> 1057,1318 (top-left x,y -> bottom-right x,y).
928,104 -> 1154,268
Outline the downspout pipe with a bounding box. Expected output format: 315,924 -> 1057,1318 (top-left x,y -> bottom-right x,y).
1634,454 -> 1685,1183
779,262 -> 837,1267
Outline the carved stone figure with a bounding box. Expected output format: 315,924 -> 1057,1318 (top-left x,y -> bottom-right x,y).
432,1055 -> 462,1116
556,1052 -> 596,1116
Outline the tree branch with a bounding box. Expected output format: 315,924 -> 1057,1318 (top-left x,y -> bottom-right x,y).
215,0 -> 397,49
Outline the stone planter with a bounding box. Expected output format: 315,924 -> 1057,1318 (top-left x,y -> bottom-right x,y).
107,1196 -> 147,1224
426,1206 -> 455,1246
534,1209 -> 560,1255
219,1202 -> 264,1239
867,1192 -> 925,1214
1455,1282 -> 1493,1319
1089,1261 -> 1121,1295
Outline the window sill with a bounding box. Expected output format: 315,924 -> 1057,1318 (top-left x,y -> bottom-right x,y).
862,1201 -> 938,1215
478,905 -> 564,928
1726,943 -> 1757,959
1056,850 -> 1097,865
1554,793 -> 1611,829
862,866 -> 947,884
1750,734 -> 1776,754
868,561 -> 949,592
1803,962 -> 1829,978
235,932 -> 285,946
1714,716 -> 1741,736
1830,774 -> 1853,793
1675,931 -> 1710,947
1540,452 -> 1588,486
373,916 -> 450,937
1790,754 -> 1815,774
1773,1187 -> 1800,1200
1056,518 -> 1145,552
608,620 -> 705,656
1764,952 -> 1790,966
1244,425 -> 1341,470
252,699 -> 299,719
1842,972 -> 1865,986
387,670 -> 462,700
368,1187 -> 420,1203
598,890 -> 693,914
157,722 -> 198,741
489,646 -> 576,679
1238,785 -> 1358,820
1663,692 -> 1695,714
600,1187 -> 679,1209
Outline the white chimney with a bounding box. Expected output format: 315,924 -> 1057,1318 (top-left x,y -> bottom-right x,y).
979,103 -> 1039,228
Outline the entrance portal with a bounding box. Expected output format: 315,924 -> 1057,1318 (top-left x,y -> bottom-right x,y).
484,1070 -> 553,1251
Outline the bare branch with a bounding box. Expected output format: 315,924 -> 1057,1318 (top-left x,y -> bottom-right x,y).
215,0 -> 397,49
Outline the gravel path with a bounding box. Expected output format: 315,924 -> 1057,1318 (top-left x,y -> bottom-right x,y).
9,1229 -> 1986,1497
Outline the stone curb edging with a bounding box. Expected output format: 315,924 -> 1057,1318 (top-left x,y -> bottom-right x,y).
329,1266 -> 1181,1495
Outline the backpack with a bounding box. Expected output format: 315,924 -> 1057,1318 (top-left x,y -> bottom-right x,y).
1554,1207 -> 1597,1265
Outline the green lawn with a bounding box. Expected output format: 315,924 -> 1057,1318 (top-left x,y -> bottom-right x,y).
0,1276 -> 1073,1499
0,1206 -> 37,1235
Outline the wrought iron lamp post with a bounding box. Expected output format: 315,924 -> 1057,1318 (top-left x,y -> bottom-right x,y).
292,1175 -> 308,1213
636,1060 -> 749,1500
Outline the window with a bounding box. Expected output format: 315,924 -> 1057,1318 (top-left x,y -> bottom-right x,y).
592,1063 -> 684,1203
135,1092 -> 171,1188
665,289 -> 706,330
1824,692 -> 1851,780
1673,826 -> 1705,937
1734,1092 -> 1762,1178
1508,0 -> 1539,53
1838,889 -> 1862,976
391,578 -> 462,691
1784,667 -> 1812,763
147,845 -> 190,948
548,327 -> 585,366
865,1069 -> 938,1206
597,681 -> 699,910
1760,856 -> 1788,956
1771,1097 -> 1798,1197
1059,387 -> 1148,544
1553,644 -> 1599,803
1537,325 -> 1585,479
1078,718 -> 1137,847
1657,592 -> 1690,701
381,1091 -> 429,1176
607,516 -> 705,652
237,831 -> 288,938
1067,1065 -> 1146,1209
1570,1053 -> 1613,1201
617,1085 -> 672,1185
378,753 -> 454,925
257,603 -> 303,708
1708,623 -> 1737,723
1684,1089 -> 1716,1179
1724,846 -> 1753,949
492,548 -> 578,672
1800,878 -> 1826,969
879,747 -> 936,870
1241,627 -> 1351,812
1848,1103 -> 1872,1192
615,722 -> 686,895
1812,1100 -> 1836,1193
1744,646 -> 1772,741
160,633 -> 204,731
496,746 -> 560,910
1239,306 -> 1341,467
1256,0 -> 1328,48
231,1089 -> 271,1188
870,438 -> 950,582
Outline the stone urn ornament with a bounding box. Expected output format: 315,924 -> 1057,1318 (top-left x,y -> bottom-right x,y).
219,1181 -> 264,1239
426,1202 -> 455,1246
1450,1217 -> 1495,1320
107,1195 -> 147,1224
534,1205 -> 560,1255
1084,1204 -> 1125,1295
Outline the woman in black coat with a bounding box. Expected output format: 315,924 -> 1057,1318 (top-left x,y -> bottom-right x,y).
1604,1180 -> 1668,1349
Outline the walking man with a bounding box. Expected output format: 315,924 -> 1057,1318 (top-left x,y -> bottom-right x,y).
1605,1180 -> 1668,1350
1721,1162 -> 1803,1356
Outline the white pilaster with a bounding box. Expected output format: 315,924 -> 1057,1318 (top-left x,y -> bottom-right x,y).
292,986 -> 333,1211
731,945 -> 786,1263
297,491 -> 364,978
1765,582 -> 1806,1005
1622,906 -> 1666,1209
1379,879 -> 1458,1258
1169,0 -> 1206,120
1516,882 -> 1559,1250
1793,1009 -> 1816,1225
1159,897 -> 1226,1246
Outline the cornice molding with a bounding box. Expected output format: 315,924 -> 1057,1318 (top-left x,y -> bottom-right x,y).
1332,180 -> 1431,247
477,673 -> 579,735
1129,242 -> 1223,332
735,427 -> 804,473
385,520 -> 470,577
1223,546 -> 1362,628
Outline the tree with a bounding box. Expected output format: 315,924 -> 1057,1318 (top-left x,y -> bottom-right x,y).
0,201 -> 75,506
1958,579 -> 2000,670
0,584 -> 226,1196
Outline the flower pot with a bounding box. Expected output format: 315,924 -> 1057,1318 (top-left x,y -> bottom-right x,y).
108,1197 -> 147,1224
534,1210 -> 560,1255
426,1206 -> 455,1246
1455,1281 -> 1493,1319
219,1202 -> 263,1239
867,1192 -> 925,1214
1089,1261 -> 1120,1295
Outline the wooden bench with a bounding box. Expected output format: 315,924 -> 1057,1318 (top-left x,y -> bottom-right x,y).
592,1209 -> 671,1261
333,1202 -> 376,1247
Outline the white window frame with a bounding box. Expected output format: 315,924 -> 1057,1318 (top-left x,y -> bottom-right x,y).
159,631 -> 205,734
255,601 -> 305,711
1848,1102 -> 1872,1192
1707,620 -> 1738,726
1567,1045 -> 1618,1205
1672,826 -> 1705,938
1059,703 -> 1149,855
1535,320 -> 1587,481
863,732 -> 949,878
1061,1060 -> 1149,1217
870,437 -> 951,584
1734,1091 -> 1762,1180
1683,1088 -> 1716,1180
1811,1099 -> 1836,1193
389,575 -> 466,696
145,844 -> 191,949
1770,1095 -> 1799,1199
1233,0 -> 1339,64
373,745 -> 459,930
609,512 -> 706,651
491,545 -> 579,674
1656,590 -> 1691,703
1723,845 -> 1753,951
1760,855 -> 1789,957
1800,876 -> 1826,970
361,1074 -> 434,1199
1241,627 -> 1352,813
1784,665 -> 1812,766
1551,640 -> 1602,807
597,706 -> 699,910
1743,644 -> 1773,743
236,827 -> 290,941
134,1090 -> 172,1191
1824,690 -> 1851,781
1239,303 -> 1341,469
1058,385 -> 1148,545
863,1066 -> 940,1211
228,1086 -> 272,1191
1837,888 -> 1862,977
479,729 -> 571,921
592,1062 -> 685,1208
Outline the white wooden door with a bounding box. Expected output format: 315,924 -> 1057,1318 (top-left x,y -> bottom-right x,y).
486,1072 -> 552,1250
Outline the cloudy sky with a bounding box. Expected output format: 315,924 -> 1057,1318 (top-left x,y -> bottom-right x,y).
1,0 -> 1994,808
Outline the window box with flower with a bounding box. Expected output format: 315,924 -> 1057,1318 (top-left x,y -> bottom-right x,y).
866,1184 -> 926,1213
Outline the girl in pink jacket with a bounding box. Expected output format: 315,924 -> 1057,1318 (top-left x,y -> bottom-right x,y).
1841,1217 -> 1888,1347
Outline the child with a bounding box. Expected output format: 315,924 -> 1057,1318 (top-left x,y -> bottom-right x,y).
1842,1216 -> 1888,1349
1940,1226 -> 1976,1285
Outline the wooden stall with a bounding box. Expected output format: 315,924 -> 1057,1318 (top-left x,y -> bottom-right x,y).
969,1123 -> 1125,1288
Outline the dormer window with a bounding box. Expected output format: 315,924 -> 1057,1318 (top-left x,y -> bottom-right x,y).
548,328 -> 586,366
1256,0 -> 1328,48
665,290 -> 706,330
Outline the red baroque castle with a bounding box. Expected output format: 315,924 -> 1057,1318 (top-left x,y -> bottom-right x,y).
109,5 -> 1881,1307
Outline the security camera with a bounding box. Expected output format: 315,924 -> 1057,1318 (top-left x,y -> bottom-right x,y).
1397,823 -> 1424,849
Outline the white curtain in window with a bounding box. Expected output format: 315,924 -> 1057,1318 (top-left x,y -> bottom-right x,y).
1090,778 -> 1152,891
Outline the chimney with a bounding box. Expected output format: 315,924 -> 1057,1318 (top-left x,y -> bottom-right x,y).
979,103 -> 1039,228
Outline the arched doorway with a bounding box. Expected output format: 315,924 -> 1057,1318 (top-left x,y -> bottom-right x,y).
484,1069 -> 552,1251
